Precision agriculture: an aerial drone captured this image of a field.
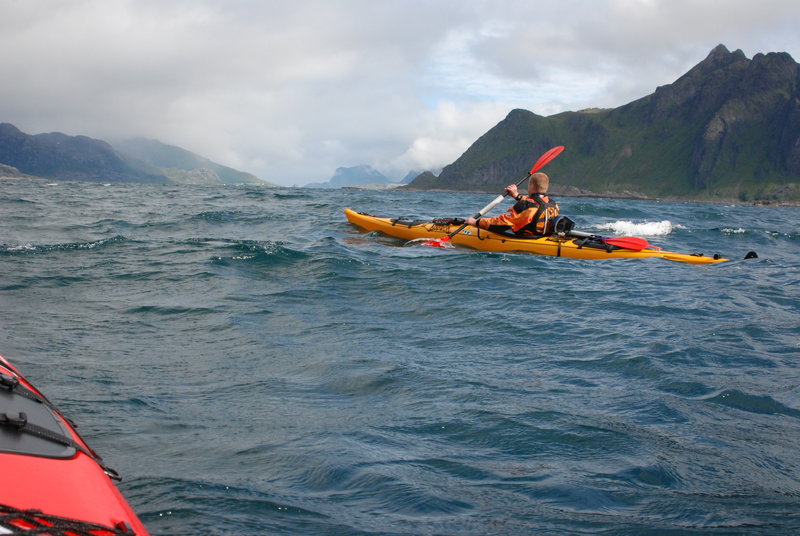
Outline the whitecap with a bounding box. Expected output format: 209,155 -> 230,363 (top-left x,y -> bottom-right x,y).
597,220 -> 674,236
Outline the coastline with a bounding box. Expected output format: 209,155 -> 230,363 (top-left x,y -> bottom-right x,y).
399,185 -> 800,207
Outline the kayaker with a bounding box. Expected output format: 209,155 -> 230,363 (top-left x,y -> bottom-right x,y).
466,172 -> 560,236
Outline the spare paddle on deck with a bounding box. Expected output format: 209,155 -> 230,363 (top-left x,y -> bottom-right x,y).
602,236 -> 661,251
422,145 -> 565,248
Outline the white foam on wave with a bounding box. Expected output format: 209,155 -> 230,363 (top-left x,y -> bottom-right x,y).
3,242 -> 36,252
597,220 -> 678,236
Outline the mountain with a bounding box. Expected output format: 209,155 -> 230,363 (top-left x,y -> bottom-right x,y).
0,123 -> 166,183
400,170 -> 424,184
305,165 -> 429,189
112,138 -> 269,186
405,45 -> 800,203
0,124 -> 269,185
306,164 -> 394,188
0,163 -> 39,179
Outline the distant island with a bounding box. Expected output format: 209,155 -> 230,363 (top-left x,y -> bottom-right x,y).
0,123 -> 273,186
403,45 -> 800,204
305,165 -> 419,189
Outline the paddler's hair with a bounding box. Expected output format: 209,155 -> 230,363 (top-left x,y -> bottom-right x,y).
529,172 -> 550,193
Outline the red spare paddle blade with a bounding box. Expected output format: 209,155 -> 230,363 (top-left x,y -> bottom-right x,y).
529,145 -> 565,174
403,236 -> 452,248
405,236 -> 451,247
602,236 -> 660,251
424,236 -> 451,248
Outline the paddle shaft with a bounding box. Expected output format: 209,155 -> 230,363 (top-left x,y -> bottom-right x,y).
423,145 -> 565,247
445,173 -> 533,239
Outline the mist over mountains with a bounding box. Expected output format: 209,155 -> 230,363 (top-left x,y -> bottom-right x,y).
113,138 -> 269,186
0,123 -> 268,186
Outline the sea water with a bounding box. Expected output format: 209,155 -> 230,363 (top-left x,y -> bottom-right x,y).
1,180 -> 799,535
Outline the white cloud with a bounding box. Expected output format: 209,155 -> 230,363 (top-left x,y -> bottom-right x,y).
1,0 -> 798,185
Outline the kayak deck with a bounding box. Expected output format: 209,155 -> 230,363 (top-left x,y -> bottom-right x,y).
0,354 -> 150,535
344,208 -> 729,265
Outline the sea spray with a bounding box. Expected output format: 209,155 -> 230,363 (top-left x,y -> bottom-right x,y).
596,219 -> 680,236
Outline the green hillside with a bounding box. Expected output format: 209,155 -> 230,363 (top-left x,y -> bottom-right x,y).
0,124 -> 271,186
406,45 -> 800,203
113,138 -> 271,186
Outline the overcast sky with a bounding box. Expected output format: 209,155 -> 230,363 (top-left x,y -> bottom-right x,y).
2,0 -> 799,186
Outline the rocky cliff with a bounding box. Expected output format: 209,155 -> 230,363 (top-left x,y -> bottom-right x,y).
406,45 -> 800,202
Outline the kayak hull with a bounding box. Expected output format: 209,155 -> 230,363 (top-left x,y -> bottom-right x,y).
0,354 -> 149,535
344,208 -> 728,264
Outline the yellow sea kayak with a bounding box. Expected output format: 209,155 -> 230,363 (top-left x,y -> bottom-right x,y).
344,208 -> 739,265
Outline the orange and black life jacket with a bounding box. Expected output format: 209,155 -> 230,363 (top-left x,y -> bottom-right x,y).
513,193 -> 560,235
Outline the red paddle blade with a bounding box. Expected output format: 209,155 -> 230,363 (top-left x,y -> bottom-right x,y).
424,236 -> 451,248
603,236 -> 660,251
529,145 -> 565,174
404,236 -> 453,247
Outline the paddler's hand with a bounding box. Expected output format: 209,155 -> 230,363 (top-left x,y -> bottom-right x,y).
505,184 -> 519,198
466,217 -> 478,227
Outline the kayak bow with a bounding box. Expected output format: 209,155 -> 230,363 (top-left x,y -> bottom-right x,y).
0,354 -> 150,535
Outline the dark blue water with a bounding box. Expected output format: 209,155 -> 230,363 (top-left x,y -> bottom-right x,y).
1,179 -> 799,535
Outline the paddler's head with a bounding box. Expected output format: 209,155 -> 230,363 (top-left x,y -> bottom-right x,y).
529,172 -> 550,194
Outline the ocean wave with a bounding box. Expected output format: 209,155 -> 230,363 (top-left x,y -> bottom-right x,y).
0,235 -> 127,254
126,476 -> 325,535
209,239 -> 309,266
3,196 -> 40,205
595,220 -> 679,236
702,389 -> 800,418
191,210 -> 241,224
273,191 -> 312,200
719,227 -> 800,240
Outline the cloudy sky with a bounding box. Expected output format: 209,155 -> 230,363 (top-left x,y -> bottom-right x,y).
2,0 -> 799,186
